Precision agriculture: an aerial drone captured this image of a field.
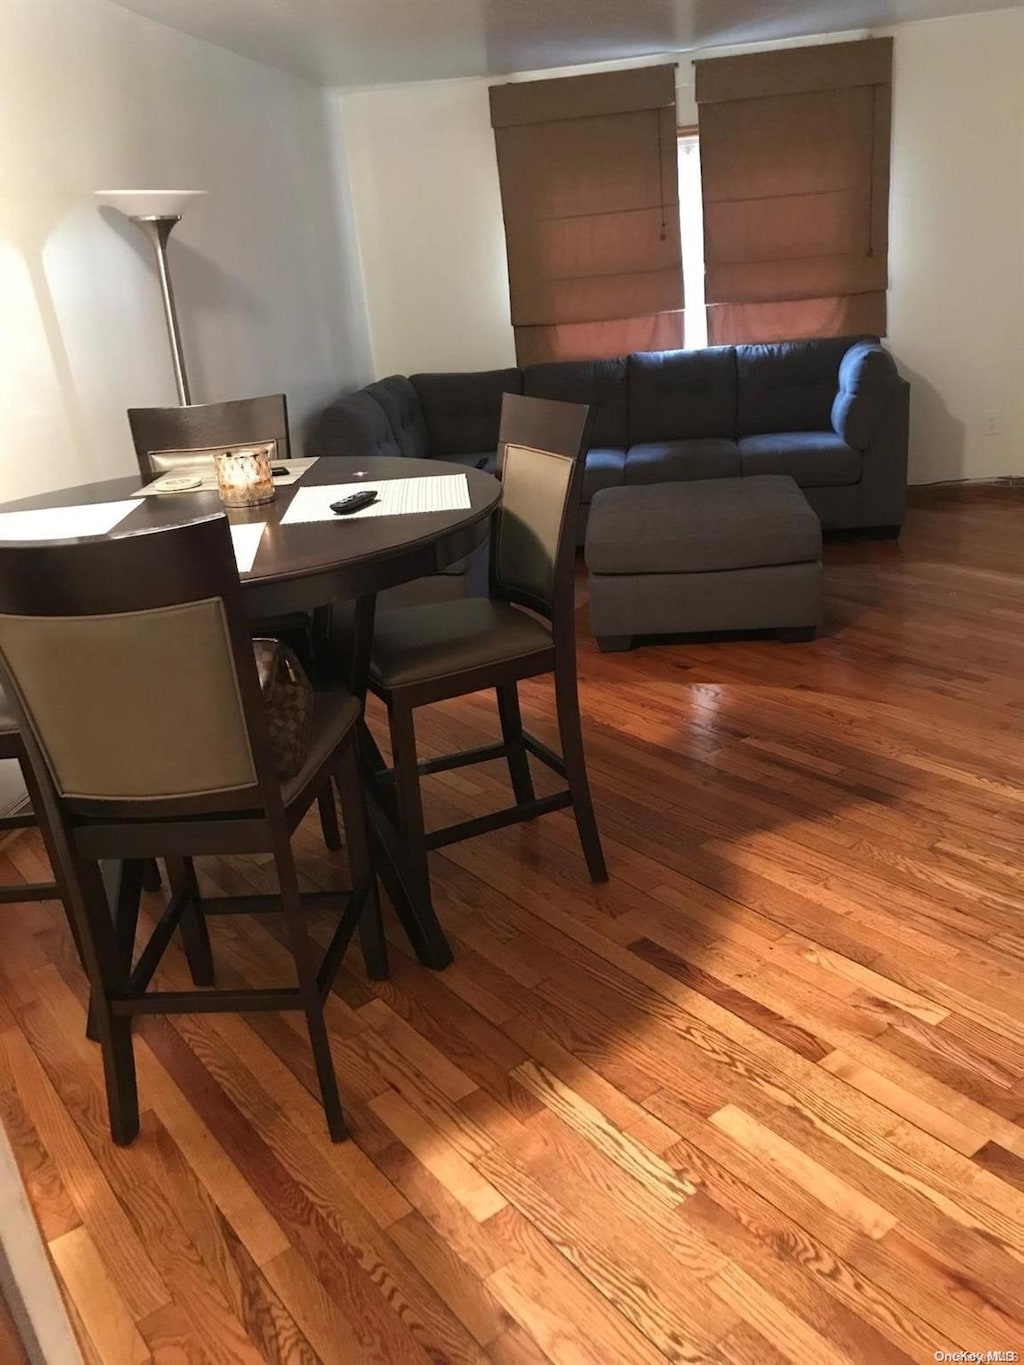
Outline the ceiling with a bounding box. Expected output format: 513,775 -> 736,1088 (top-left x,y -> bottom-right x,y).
109,0 -> 1015,87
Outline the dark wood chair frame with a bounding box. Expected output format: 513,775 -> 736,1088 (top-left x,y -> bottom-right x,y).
0,516 -> 386,1145
0,718 -> 60,905
126,393 -> 295,480
364,394 -> 608,919
2,701 -> 161,910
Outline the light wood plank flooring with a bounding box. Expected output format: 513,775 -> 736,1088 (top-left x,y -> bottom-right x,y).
1,485 -> 1022,1364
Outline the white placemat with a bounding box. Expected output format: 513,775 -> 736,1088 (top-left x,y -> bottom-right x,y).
132,457 -> 318,497
229,522 -> 266,574
0,500 -> 137,541
281,474 -> 470,524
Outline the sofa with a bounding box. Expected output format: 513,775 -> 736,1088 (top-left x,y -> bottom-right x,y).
314,337 -> 910,543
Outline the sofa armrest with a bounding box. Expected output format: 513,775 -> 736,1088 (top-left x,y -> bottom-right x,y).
831,343 -> 900,449
857,379 -> 910,529
313,390 -> 401,459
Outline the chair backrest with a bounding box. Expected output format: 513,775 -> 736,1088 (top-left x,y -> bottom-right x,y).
127,394 -> 291,479
492,393 -> 591,629
0,517 -> 277,822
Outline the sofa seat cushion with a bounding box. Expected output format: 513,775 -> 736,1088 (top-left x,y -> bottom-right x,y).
628,347 -> 737,442
583,448 -> 627,503
625,439 -> 740,485
739,432 -> 861,488
410,368 -> 522,456
365,375 -> 429,460
523,358 -> 628,447
586,476 -> 821,575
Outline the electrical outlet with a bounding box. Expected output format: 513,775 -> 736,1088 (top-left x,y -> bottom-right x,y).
983,410 -> 1000,436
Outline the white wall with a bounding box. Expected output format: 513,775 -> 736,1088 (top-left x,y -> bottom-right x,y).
0,0 -> 373,505
340,8 -> 1024,484
342,80 -> 516,375
884,10 -> 1023,484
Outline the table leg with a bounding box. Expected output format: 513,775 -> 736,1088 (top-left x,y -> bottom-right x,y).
348,594 -> 453,971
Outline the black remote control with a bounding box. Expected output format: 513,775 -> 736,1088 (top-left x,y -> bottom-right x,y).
330,490 -> 378,515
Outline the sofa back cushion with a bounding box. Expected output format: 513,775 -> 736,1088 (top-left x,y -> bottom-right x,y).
314,391 -> 400,459
830,343 -> 898,450
410,368 -> 523,456
628,348 -> 737,443
736,337 -> 872,437
366,375 -> 429,460
523,358 -> 628,448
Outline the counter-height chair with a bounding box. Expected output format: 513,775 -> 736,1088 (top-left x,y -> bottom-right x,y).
127,393 -> 293,478
126,394 -> 331,676
127,393 -> 337,857
0,515 -> 384,1145
365,393 -> 607,920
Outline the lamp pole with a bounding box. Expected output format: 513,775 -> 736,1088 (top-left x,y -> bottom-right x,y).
130,214 -> 191,405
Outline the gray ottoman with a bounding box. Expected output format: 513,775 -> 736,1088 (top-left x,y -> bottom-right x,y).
586,476 -> 823,651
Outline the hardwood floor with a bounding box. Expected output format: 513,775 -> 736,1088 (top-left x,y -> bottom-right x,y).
1,485 -> 1022,1364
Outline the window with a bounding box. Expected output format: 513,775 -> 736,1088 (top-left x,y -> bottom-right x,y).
488,65 -> 684,363
694,38 -> 892,344
677,132 -> 707,350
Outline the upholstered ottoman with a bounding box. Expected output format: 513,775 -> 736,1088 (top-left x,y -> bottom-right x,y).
586,476 -> 823,651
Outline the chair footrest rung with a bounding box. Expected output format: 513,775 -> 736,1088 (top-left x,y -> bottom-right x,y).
0,881 -> 59,904
415,742 -> 510,777
424,790 -> 572,850
0,812 -> 35,832
201,891 -> 351,916
112,987 -> 304,1016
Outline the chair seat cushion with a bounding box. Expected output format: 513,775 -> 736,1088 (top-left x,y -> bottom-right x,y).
583,448 -> 627,503
739,432 -> 861,487
625,440 -> 741,485
586,476 -> 821,575
281,690 -> 361,807
370,599 -> 552,691
441,450 -> 497,474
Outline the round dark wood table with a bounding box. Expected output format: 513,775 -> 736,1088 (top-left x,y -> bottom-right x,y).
0,455 -> 500,619
0,456 -> 502,969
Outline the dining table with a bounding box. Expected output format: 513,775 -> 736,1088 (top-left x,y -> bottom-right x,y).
0,454 -> 503,970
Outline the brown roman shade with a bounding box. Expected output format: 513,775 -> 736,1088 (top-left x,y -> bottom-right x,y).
695,38 -> 892,345
489,65 -> 683,365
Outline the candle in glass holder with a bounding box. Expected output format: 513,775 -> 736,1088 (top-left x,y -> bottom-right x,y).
214,443 -> 276,508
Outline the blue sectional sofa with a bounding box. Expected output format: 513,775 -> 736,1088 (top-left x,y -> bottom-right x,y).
314,337 -> 910,543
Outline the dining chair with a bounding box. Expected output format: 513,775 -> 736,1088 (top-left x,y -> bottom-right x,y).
127,393 -> 292,478
365,392 -> 607,918
0,515 -> 386,1145
127,390 -> 331,661
127,392 -> 337,805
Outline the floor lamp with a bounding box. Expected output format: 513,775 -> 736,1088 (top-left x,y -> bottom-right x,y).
95,190 -> 206,405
